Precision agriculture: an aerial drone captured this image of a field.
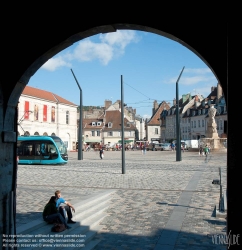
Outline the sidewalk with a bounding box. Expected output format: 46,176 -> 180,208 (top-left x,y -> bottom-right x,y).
16,149 -> 227,249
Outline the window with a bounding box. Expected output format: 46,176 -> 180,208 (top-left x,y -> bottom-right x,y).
43,105 -> 47,122
108,131 -> 113,136
92,122 -> 96,126
51,106 -> 55,122
24,101 -> 30,119
97,122 -> 101,126
97,131 -> 100,136
191,121 -> 193,128
220,120 -> 223,130
108,122 -> 112,128
66,111 -> 69,124
34,104 -> 39,121
91,131 -> 95,136
194,121 -> 196,128
155,128 -> 158,134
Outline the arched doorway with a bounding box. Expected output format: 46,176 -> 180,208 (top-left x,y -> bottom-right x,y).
0,20 -> 233,244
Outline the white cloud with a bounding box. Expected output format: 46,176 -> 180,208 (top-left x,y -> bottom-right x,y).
100,30 -> 140,49
73,40 -> 113,65
41,30 -> 140,70
184,68 -> 211,74
165,68 -> 217,86
41,56 -> 71,71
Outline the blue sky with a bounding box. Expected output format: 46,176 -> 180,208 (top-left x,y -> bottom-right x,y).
28,30 -> 218,119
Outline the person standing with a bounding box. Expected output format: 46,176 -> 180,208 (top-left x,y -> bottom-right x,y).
199,145 -> 203,156
99,147 -> 104,159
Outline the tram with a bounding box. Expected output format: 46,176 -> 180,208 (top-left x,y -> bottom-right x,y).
17,135 -> 68,165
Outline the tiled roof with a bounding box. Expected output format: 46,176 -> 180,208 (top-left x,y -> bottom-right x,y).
147,101 -> 170,125
83,118 -> 104,129
103,110 -> 136,131
22,86 -> 77,106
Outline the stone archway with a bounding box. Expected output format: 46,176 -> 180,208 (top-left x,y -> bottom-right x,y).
0,19 -> 233,244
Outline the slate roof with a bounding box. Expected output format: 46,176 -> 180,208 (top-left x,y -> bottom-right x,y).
22,86 -> 77,106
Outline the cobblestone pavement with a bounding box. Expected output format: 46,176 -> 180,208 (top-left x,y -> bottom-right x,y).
16,149 -> 227,249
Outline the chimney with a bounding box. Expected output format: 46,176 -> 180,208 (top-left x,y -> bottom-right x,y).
152,100 -> 158,114
104,100 -> 112,109
173,98 -> 176,106
217,82 -> 223,99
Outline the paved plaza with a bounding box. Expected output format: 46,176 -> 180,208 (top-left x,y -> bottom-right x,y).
16,149 -> 227,249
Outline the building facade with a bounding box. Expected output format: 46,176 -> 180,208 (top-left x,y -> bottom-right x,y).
159,83 -> 227,142
18,86 -> 78,150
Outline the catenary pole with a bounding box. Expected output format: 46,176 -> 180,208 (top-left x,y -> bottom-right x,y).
121,75 -> 125,174
70,69 -> 83,160
176,66 -> 185,161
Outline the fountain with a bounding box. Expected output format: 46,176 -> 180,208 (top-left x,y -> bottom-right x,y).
200,104 -> 227,150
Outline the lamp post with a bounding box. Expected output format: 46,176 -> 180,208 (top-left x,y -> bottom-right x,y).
176,66 -> 185,161
121,75 -> 125,174
70,69 -> 83,160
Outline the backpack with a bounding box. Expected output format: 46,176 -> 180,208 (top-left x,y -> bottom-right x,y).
51,223 -> 66,232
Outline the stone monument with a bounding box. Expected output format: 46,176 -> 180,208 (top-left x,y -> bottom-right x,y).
206,104 -> 219,138
201,104 -> 226,150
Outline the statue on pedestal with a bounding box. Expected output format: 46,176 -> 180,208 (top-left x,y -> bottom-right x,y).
206,104 -> 219,138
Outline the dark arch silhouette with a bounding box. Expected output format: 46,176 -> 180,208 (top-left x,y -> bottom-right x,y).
0,15 -> 235,248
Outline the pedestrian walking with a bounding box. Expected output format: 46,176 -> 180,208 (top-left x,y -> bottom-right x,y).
208,145 -> 211,154
204,145 -> 209,157
99,148 -> 104,159
199,145 -> 203,156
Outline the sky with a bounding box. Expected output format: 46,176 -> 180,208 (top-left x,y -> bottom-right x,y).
28,30 -> 218,119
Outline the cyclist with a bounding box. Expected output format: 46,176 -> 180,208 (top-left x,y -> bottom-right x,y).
204,145 -> 209,157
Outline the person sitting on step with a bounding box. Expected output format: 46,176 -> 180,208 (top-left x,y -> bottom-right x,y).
54,190 -> 76,224
43,196 -> 71,229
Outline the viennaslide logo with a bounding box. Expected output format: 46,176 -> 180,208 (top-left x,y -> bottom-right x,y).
207,230 -> 240,249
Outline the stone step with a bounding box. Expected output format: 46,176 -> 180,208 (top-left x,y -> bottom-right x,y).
16,189 -> 115,250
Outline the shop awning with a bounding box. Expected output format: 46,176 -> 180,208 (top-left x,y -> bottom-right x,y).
118,140 -> 133,143
84,139 -> 102,143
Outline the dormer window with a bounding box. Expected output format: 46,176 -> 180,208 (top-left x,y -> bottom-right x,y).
97,122 -> 101,126
108,122 -> 112,128
92,122 -> 96,126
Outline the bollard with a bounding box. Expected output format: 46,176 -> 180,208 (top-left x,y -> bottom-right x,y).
218,167 -> 224,212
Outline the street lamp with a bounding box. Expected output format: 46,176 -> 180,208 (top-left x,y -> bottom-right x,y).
70,69 -> 83,160
121,75 -> 125,174
176,66 -> 185,161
